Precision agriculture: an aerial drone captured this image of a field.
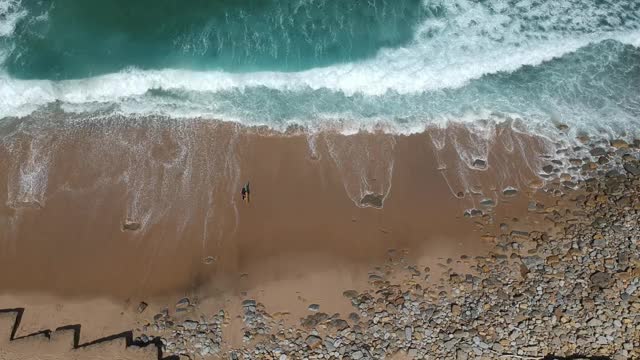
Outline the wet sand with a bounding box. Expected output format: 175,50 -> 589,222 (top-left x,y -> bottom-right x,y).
0,116 -> 552,358
0,117 -> 547,297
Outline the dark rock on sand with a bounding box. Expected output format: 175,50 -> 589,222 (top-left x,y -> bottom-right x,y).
348,312 -> 360,322
301,312 -> 329,329
472,159 -> 487,169
343,290 -> 358,299
137,302 -> 148,314
502,187 -> 518,197
183,320 -> 198,330
328,318 -> 349,331
542,165 -> 554,174
360,193 -> 383,208
465,208 -> 483,217
122,220 -> 141,231
175,307 -> 192,314
480,198 -> 495,207
176,297 -> 190,308
242,299 -> 257,307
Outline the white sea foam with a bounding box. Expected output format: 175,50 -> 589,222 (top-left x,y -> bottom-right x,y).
0,0 -> 26,37
0,0 -> 638,137
1,28 -> 637,120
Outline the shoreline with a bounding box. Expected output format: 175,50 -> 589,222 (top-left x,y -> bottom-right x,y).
0,117 -> 547,299
1,116 -> 638,359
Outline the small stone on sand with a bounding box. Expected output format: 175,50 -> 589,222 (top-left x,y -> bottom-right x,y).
472,159 -> 487,169
122,220 -> 141,231
502,187 -> 518,197
360,193 -> 384,208
137,302 -> 148,314
176,297 -> 190,308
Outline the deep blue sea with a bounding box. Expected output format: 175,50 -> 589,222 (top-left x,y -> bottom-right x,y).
1,0 -> 639,136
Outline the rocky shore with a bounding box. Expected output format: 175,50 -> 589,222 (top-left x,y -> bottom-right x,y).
135,137 -> 640,360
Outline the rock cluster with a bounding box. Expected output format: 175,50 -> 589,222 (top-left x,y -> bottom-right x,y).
146,305 -> 226,357
152,137 -> 640,359
242,299 -> 274,342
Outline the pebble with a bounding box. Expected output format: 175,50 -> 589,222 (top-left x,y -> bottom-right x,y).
136,302 -> 148,314
176,297 -> 190,308
150,141 -> 640,360
305,335 -> 322,349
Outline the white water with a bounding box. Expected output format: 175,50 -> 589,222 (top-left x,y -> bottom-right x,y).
0,0 -> 639,138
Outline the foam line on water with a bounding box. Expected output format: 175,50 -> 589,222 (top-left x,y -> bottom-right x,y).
2,30 -> 637,106
0,0 -> 639,144
0,25 -> 639,120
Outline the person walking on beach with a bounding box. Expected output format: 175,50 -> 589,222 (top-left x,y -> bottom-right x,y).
241,182 -> 251,203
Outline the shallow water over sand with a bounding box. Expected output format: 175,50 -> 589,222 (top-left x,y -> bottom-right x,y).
0,114 -> 554,299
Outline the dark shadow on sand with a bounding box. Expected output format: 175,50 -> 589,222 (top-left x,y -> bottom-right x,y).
0,308 -> 178,360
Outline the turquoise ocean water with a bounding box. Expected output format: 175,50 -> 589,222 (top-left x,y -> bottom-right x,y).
0,0 -> 639,136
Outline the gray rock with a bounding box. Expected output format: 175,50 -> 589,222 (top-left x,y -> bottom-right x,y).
328,318 -> 349,331
456,349 -> 469,360
343,290 -> 358,298
305,335 -> 322,349
587,318 -> 603,327
405,326 -> 413,341
590,147 -> 606,156
444,338 -> 459,350
624,163 -> 640,176
590,271 -> 613,289
242,299 -> 257,307
348,312 -> 360,322
521,256 -> 544,269
183,320 -> 198,330
308,304 -> 320,312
